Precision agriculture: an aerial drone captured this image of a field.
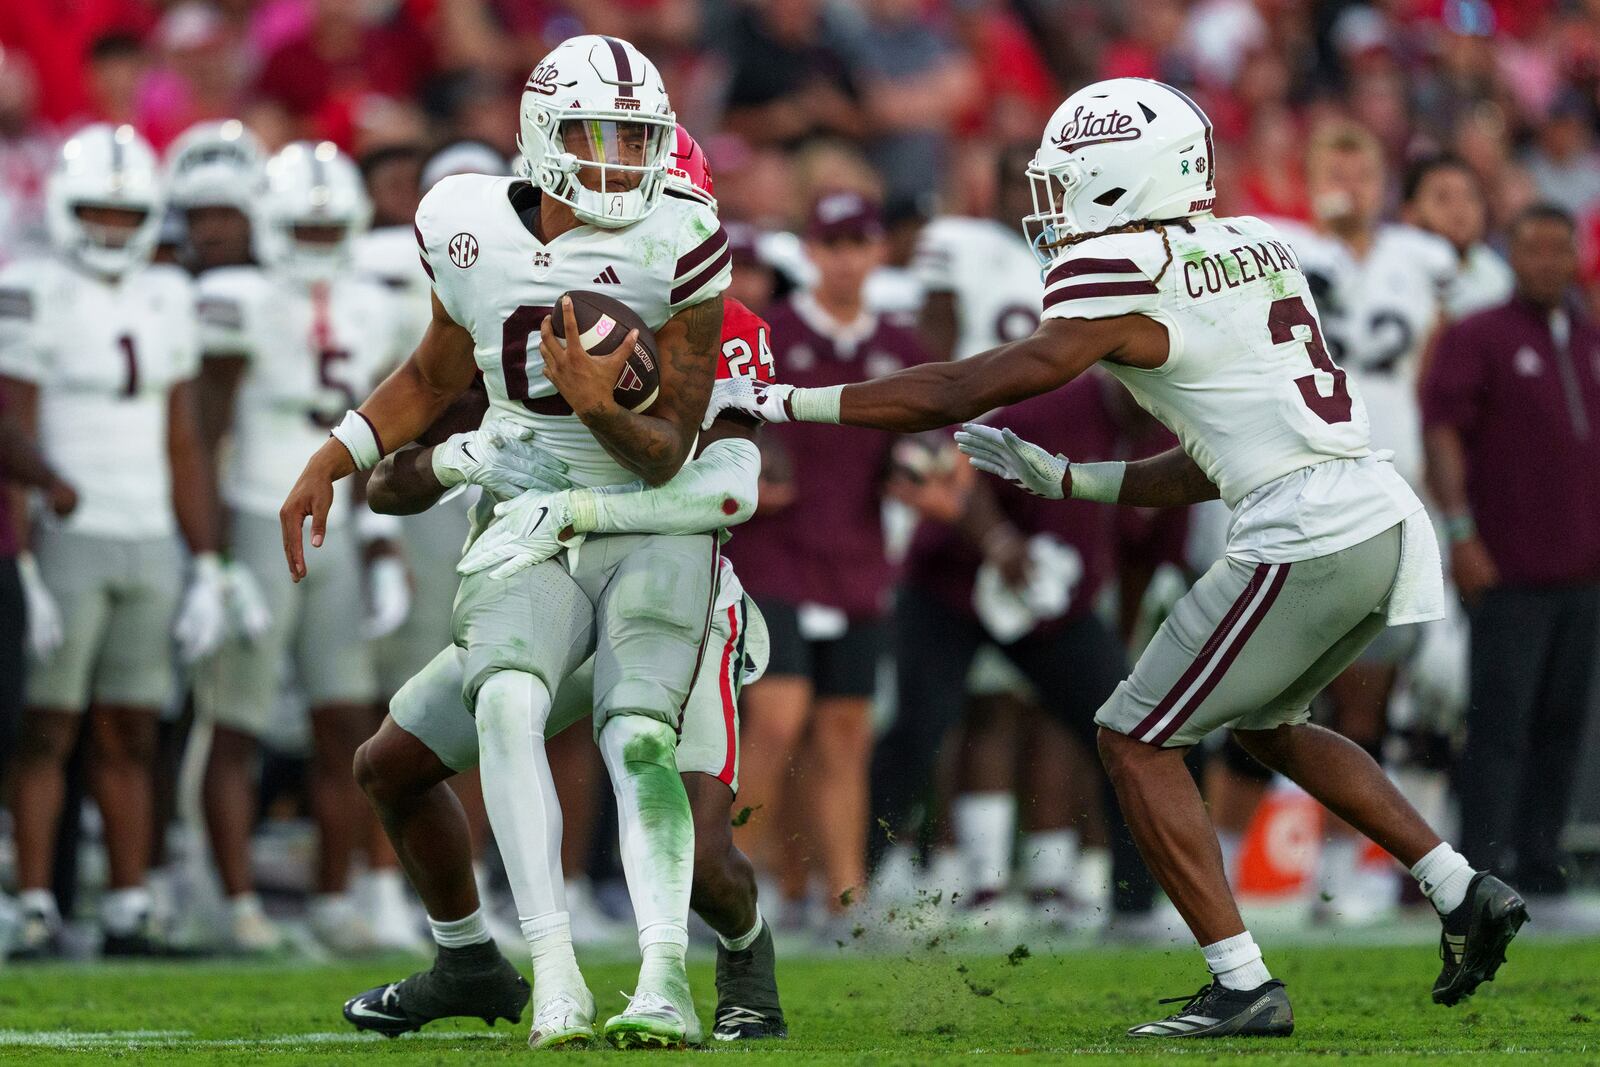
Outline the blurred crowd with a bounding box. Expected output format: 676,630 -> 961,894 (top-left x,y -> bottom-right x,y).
3,0 -> 1600,959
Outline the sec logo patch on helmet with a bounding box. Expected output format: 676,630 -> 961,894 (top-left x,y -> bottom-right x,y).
448,232 -> 479,268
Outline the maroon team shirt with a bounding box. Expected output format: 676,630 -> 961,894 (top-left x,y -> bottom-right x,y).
1422,296 -> 1600,586
904,374 -> 1186,629
723,294 -> 930,619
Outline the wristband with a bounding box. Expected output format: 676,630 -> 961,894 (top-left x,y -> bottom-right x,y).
790,385 -> 843,424
1442,513 -> 1476,544
1067,460 -> 1126,503
566,488 -> 599,535
330,410 -> 384,471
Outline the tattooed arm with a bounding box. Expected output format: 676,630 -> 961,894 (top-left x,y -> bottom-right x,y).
540,294 -> 722,486
1110,446 -> 1219,507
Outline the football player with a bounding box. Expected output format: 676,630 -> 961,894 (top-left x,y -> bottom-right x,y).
280,38 -> 731,1048
704,78 -> 1526,1036
336,124 -> 786,1048
165,120 -> 264,277
0,125 -> 227,957
1269,125 -> 1462,922
195,141 -> 411,954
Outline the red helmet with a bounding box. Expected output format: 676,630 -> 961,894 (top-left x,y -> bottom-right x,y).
666,125 -> 715,209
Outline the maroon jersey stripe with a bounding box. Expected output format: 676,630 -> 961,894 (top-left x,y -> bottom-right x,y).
675,225 -> 728,279
1043,279 -> 1158,309
671,245 -> 732,306
1045,256 -> 1142,288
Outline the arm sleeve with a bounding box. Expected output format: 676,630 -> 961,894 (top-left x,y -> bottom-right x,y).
1420,318 -> 1487,432
567,436 -> 761,535
196,272 -> 254,360
1039,234 -> 1163,322
668,204 -> 731,314
0,271 -> 45,382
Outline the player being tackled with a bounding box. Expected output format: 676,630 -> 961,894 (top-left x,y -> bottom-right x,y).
702,77 -> 1527,1038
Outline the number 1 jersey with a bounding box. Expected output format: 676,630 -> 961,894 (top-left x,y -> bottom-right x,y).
415,176 -> 731,489
1039,214 -> 1421,562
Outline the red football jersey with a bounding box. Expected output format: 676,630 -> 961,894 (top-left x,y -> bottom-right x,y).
716,297 -> 775,382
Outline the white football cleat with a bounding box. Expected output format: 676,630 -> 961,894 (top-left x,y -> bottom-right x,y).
310,894 -> 380,955
604,977 -> 702,1049
230,896 -> 286,954
529,988 -> 596,1050
359,870 -> 429,954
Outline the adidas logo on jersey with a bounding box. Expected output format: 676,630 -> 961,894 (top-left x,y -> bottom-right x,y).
593,265 -> 621,285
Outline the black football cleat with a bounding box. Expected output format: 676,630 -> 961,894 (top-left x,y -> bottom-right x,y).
1432,872 -> 1528,1006
712,923 -> 788,1041
343,945 -> 530,1038
1128,979 -> 1294,1038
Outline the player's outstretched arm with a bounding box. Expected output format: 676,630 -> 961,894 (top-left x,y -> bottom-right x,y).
957,427 -> 1217,507
541,294 -> 721,486
729,315 -> 1165,432
280,292 -> 476,580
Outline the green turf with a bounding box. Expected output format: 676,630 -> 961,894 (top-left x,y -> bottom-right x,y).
1,938 -> 1597,1063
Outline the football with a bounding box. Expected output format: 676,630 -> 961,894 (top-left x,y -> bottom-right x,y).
552,290 -> 661,413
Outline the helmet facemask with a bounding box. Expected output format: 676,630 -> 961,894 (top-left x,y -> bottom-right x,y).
521,104 -> 674,228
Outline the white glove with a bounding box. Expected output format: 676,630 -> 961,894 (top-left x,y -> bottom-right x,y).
432,418 -> 572,501
17,553 -> 64,660
174,552 -> 229,663
700,378 -> 793,430
954,423 -> 1067,499
222,561 -> 273,642
456,488 -> 581,580
364,554 -> 412,639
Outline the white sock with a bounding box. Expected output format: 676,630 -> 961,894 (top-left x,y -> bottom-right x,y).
718,907 -> 764,952
101,886 -> 152,935
1202,930 -> 1273,991
599,715 -> 693,984
523,910 -> 584,994
229,892 -> 265,921
475,671 -> 579,991
1217,830 -> 1244,885
19,888 -> 59,921
429,908 -> 491,949
1317,836 -> 1359,902
1410,842 -> 1475,915
953,792 -> 1016,895
1023,829 -> 1080,895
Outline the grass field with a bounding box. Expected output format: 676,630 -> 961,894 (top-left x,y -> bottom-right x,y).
2,936 -> 1598,1064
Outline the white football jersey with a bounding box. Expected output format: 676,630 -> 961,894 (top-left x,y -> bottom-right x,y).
415,176 -> 730,488
913,216 -> 1043,359
198,266 -> 406,523
1445,242 -> 1513,321
0,258 -> 198,538
1041,214 -> 1421,563
1273,222 -> 1457,487
353,225 -> 433,355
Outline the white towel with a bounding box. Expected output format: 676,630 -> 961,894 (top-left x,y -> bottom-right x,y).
973,535 -> 1083,644
1386,509 -> 1446,626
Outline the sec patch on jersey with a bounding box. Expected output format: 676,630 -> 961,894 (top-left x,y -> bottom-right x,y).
554,290 -> 661,413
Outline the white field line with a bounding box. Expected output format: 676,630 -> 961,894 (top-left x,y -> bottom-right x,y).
0,1029 -> 508,1049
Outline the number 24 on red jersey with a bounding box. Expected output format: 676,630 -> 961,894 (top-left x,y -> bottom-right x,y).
717,297 -> 775,382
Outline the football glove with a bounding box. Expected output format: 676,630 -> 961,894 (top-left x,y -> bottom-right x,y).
17,552 -> 64,660
432,418 -> 573,501
456,488 -> 581,580
222,561 -> 273,642
700,378 -> 793,429
174,552 -> 229,663
953,423 -> 1068,500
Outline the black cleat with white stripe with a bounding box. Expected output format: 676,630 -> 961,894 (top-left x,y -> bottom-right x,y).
1432,872 -> 1527,1006
1128,979 -> 1294,1038
343,943 -> 529,1038
712,924 -> 787,1041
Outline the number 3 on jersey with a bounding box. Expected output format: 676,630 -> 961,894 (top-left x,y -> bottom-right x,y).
1269,295 -> 1352,425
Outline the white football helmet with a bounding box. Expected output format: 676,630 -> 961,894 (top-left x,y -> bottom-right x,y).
46,123 -> 165,277
1023,78 -> 1217,266
517,34 -> 676,229
165,119 -> 266,211
254,141 -> 372,283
